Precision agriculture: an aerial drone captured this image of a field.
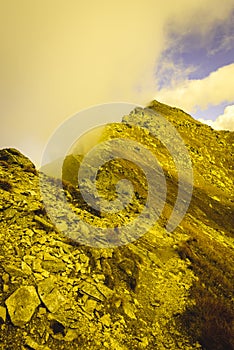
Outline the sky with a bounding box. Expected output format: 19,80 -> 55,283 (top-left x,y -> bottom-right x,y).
1,0 -> 234,166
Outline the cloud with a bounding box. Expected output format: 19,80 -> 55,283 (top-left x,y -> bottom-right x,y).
155,6 -> 234,90
198,105 -> 234,131
1,0 -> 234,165
156,63 -> 234,113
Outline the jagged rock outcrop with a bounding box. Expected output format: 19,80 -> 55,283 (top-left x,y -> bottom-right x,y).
0,101 -> 233,350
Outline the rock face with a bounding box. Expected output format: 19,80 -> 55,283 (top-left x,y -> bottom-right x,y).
0,101 -> 233,350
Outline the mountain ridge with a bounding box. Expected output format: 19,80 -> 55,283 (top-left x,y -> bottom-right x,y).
0,101 -> 233,349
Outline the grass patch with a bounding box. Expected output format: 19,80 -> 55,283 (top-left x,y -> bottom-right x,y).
176,235 -> 234,349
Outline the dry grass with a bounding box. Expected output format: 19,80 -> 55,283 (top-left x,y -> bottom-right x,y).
176,234 -> 234,349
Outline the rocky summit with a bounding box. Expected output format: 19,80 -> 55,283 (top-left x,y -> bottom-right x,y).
0,101 -> 233,350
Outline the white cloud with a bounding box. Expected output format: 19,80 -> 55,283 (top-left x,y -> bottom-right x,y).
1,0 -> 234,165
198,105 -> 234,131
156,63 -> 234,114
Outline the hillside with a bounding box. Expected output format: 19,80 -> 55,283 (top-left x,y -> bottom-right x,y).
0,101 -> 233,349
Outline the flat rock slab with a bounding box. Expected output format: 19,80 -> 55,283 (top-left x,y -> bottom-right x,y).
25,335 -> 51,350
38,277 -> 65,313
79,281 -> 105,301
5,286 -> 40,327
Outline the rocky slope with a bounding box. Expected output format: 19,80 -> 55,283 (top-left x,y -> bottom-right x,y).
0,101 -> 233,350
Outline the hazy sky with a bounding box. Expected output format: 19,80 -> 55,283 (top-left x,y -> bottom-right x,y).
1,0 -> 234,166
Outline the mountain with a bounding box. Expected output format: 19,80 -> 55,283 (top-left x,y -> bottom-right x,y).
0,101 -> 233,350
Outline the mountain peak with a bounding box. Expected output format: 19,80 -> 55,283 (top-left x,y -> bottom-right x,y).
0,102 -> 233,349
0,148 -> 36,170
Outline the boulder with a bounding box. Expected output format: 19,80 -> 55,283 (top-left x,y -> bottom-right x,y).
5,286 -> 40,327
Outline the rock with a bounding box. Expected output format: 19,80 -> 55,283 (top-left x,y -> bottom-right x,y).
5,286 -> 40,327
83,299 -> 97,314
21,261 -> 32,275
79,253 -> 89,265
34,215 -> 54,230
37,306 -> 47,317
41,259 -> 66,273
3,284 -> 9,292
122,300 -> 136,320
25,335 -> 51,350
3,264 -> 25,277
41,252 -> 67,273
63,328 -> 79,342
91,249 -> 113,260
79,281 -> 105,301
37,277 -> 65,313
0,306 -> 6,323
96,283 -> 114,299
99,314 -> 111,327
32,258 -> 43,272
140,336 -> 149,348
2,272 -> 9,284
4,208 -> 18,220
